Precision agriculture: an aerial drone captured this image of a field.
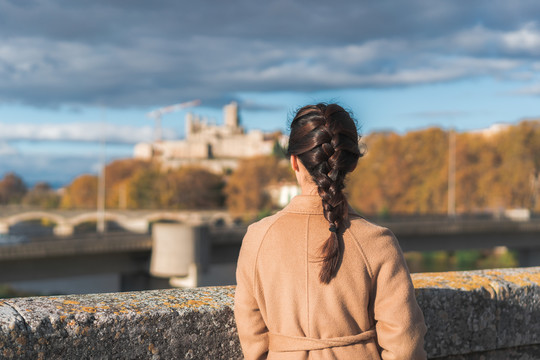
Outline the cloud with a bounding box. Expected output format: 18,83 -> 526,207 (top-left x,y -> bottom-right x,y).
1,1 -> 540,108
0,141 -> 17,155
0,122 -> 177,143
238,100 -> 286,112
511,83 -> 540,96
448,22 -> 540,57
502,23 -> 540,54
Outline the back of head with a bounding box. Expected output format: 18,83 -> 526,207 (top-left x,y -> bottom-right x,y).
287,103 -> 362,283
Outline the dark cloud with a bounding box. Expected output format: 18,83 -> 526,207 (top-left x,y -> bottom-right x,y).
0,0 -> 540,108
238,100 -> 286,112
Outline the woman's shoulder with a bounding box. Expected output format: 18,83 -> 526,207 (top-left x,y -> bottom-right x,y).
347,214 -> 404,264
240,211 -> 287,249
246,210 -> 285,234
348,213 -> 396,242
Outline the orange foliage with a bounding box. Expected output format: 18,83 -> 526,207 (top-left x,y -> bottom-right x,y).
125,165 -> 224,210
347,120 -> 540,215
60,174 -> 98,209
104,159 -> 151,208
225,155 -> 294,215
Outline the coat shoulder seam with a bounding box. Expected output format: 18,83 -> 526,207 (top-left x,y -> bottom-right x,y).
252,212 -> 287,295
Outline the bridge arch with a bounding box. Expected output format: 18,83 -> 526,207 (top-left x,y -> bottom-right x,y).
68,212 -> 141,233
6,211 -> 67,227
69,212 -> 130,226
144,212 -> 189,224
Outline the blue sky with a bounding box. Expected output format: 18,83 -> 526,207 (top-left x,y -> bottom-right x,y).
0,0 -> 539,187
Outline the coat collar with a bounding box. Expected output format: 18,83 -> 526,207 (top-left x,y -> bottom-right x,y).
283,195 -> 358,215
282,195 -> 324,214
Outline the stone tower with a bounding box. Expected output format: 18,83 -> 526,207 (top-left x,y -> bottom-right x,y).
223,102 -> 239,128
185,112 -> 195,137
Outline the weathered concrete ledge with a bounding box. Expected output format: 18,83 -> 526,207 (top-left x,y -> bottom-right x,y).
1,267 -> 540,359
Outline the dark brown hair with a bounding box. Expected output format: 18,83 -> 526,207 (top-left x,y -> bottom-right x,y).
287,103 -> 363,283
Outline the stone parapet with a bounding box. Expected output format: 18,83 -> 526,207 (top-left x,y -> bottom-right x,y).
0,287 -> 240,359
1,267 -> 539,359
413,267 -> 540,359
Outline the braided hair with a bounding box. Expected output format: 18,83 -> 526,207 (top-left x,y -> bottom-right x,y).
287,103 -> 363,284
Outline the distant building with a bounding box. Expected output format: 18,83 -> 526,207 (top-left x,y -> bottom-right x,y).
267,182 -> 301,208
134,102 -> 283,172
469,123 -> 511,138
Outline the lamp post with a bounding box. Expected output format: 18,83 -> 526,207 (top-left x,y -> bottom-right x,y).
448,128 -> 456,218
97,108 -> 107,234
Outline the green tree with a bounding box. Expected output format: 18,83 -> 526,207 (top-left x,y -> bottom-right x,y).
272,139 -> 287,159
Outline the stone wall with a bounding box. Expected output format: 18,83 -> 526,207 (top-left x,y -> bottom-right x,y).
413,267 -> 540,359
1,267 -> 539,359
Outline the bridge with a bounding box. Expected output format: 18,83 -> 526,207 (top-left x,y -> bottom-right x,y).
0,225 -> 245,289
1,217 -> 540,290
0,208 -> 234,236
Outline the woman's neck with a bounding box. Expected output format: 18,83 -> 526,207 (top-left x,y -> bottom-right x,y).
301,182 -> 318,196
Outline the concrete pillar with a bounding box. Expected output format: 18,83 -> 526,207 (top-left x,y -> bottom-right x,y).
0,222 -> 9,234
53,223 -> 74,237
169,263 -> 199,288
150,224 -> 210,287
122,219 -> 150,234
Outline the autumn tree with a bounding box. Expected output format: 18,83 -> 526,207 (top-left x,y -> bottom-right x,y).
494,121 -> 540,210
22,182 -> 60,208
60,174 -> 98,209
104,159 -> 151,209
159,167 -> 224,209
225,155 -> 295,215
124,165 -> 225,210
125,167 -> 162,209
348,128 -> 449,215
347,120 -> 540,216
347,131 -> 404,215
0,172 -> 27,204
400,128 -> 449,214
455,121 -> 540,212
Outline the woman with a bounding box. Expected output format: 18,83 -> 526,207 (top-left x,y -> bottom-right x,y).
235,103 -> 427,359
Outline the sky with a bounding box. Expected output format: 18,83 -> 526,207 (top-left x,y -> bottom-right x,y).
0,0 -> 539,187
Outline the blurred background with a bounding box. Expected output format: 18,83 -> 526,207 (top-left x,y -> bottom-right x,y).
0,0 -> 539,298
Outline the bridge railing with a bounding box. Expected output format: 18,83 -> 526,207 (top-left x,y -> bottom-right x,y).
1,267 -> 539,359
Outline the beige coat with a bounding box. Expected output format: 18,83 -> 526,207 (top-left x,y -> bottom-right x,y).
235,195 -> 427,360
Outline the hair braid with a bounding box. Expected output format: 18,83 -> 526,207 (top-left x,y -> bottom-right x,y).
287,103 -> 362,283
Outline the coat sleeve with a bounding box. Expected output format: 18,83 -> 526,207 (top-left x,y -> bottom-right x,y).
370,228 -> 427,360
234,225 -> 269,360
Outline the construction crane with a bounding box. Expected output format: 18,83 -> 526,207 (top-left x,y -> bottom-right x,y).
146,99 -> 201,142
